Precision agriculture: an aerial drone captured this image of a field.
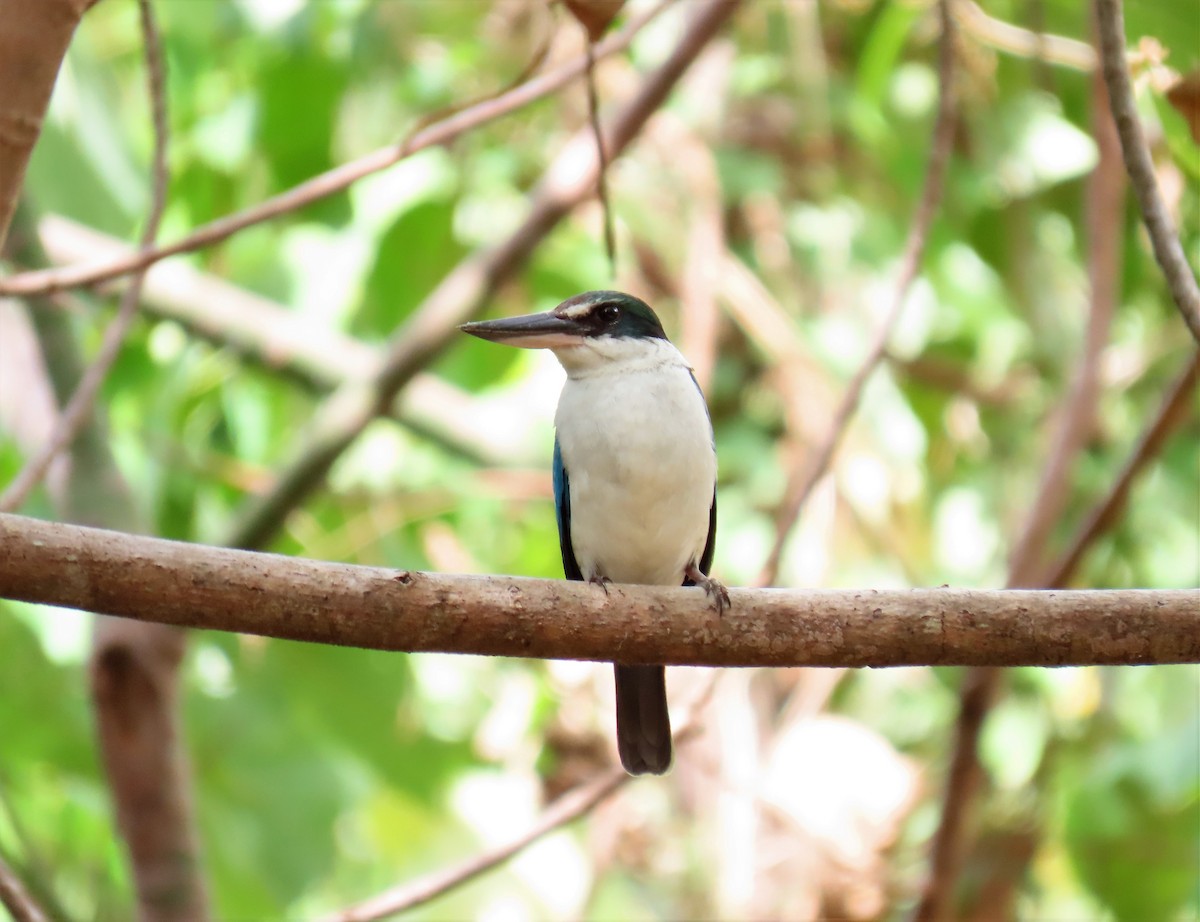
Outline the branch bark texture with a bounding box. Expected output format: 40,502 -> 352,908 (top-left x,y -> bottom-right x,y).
0,0 -> 93,250
1,514 -> 1195,669
1094,0 -> 1200,342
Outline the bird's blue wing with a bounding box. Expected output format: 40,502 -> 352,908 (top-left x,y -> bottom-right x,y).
553,436 -> 583,581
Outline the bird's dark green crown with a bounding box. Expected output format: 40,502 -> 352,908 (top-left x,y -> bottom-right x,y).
557,291 -> 668,341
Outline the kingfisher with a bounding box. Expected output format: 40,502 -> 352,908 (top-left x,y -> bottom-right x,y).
461,290 -> 725,775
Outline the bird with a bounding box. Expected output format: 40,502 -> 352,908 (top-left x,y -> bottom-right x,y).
461,290 -> 726,775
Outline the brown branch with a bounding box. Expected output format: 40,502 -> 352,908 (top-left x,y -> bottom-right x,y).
330,767 -> 630,922
0,1 -> 672,299
1094,0 -> 1200,343
912,44 -> 1126,921
584,34 -> 617,277
0,514 -> 1195,668
756,0 -> 957,587
1044,350 -> 1200,588
0,855 -> 50,922
0,0 -> 94,250
953,0 -> 1095,72
224,0 -> 743,553
0,0 -> 169,513
1006,82 -> 1123,590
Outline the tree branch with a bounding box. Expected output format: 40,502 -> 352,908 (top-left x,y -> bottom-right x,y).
1044,350 -> 1200,588
328,768 -> 630,922
0,0 -> 169,513
757,0 -> 957,586
0,514 -> 1194,668
0,854 -> 50,922
223,0 -> 743,552
0,0 -> 672,298
1094,0 -> 1200,343
0,0 -> 94,250
953,0 -> 1095,72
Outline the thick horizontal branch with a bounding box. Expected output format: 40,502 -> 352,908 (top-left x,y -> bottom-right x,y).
1,513 -> 1195,668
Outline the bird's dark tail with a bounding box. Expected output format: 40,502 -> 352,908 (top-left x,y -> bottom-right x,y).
614,664 -> 672,775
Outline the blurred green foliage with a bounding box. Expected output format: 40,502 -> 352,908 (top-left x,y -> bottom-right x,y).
1,1 -> 1197,919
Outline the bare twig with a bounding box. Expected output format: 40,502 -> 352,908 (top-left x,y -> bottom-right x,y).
912,43 -> 1125,922
1044,350 -> 1200,588
323,679 -> 715,922
0,0 -> 169,513
584,35 -> 617,277
0,513 -> 1195,668
757,0 -> 957,587
1094,0 -> 1200,343
329,768 -> 630,922
953,0 -> 1095,72
0,855 -> 50,922
0,1 -> 672,299
1006,81 -> 1124,590
224,0 -> 743,553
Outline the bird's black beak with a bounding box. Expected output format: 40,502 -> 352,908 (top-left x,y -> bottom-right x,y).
459,311 -> 587,349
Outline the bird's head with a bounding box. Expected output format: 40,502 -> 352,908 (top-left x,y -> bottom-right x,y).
460,290 -> 672,374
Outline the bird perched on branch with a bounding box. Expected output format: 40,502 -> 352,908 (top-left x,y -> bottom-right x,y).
461,290 -> 726,775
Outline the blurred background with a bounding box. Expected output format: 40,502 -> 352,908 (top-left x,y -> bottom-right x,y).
0,0 -> 1197,919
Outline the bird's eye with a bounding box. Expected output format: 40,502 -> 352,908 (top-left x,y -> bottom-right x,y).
597,304 -> 620,324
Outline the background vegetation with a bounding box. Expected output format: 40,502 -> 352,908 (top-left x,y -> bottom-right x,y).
0,0 -> 1196,919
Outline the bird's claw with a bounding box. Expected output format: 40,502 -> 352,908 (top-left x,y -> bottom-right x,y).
588,574 -> 613,596
685,563 -> 730,616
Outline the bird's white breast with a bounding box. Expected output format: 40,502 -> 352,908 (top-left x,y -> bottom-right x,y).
553,339 -> 716,587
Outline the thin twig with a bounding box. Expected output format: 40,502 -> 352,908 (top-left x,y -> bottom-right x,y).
756,0 -> 957,587
0,1 -> 673,299
1094,0 -> 1200,343
223,0 -> 742,553
584,34 -> 617,278
328,769 -> 629,922
953,0 -> 1095,72
321,679 -> 717,922
0,854 -> 50,922
911,38 -> 1125,921
0,0 -> 169,513
1044,350 -> 1200,588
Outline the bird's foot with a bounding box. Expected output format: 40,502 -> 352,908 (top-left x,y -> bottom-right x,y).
685,563 -> 730,615
588,574 -> 613,596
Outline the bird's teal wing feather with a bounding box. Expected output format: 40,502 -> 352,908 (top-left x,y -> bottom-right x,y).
553,436 -> 583,581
